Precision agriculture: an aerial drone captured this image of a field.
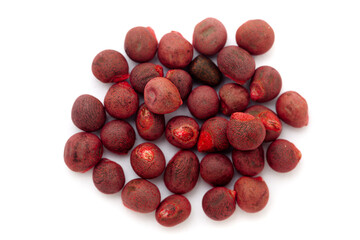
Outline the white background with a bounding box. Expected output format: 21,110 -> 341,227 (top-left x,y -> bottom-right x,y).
1,0 -> 359,239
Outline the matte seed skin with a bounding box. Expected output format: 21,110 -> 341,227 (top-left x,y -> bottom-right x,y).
158,31 -> 193,69
187,85 -> 219,120
200,153 -> 234,186
276,91 -> 309,128
217,46 -> 255,85
266,139 -> 301,173
92,49 -> 129,83
104,81 -> 139,119
193,17 -> 227,56
250,66 -> 282,103
188,55 -> 222,86
202,187 -> 236,221
100,120 -> 136,154
226,112 -> 266,151
164,150 -> 200,194
121,178 -> 161,213
136,103 -> 165,141
130,142 -> 166,179
64,132 -> 103,173
124,26 -> 158,63
232,145 -> 264,177
155,195 -> 191,227
234,176 -> 269,213
71,94 -> 106,132
197,117 -> 229,153
236,19 -> 275,55
92,158 -> 125,194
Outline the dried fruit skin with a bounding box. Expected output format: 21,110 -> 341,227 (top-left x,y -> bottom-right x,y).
232,145 -> 264,177
155,195 -> 191,227
236,19 -> 275,55
202,187 -> 236,221
227,112 -> 266,151
165,116 -> 199,149
164,150 -> 200,194
135,103 -> 165,141
250,66 -> 282,103
217,46 -> 255,85
188,55 -> 223,86
64,132 -> 103,173
124,26 -> 158,63
158,31 -> 193,69
219,83 -> 250,116
130,142 -> 166,179
121,178 -> 161,213
104,81 -> 139,119
245,105 -> 282,142
144,77 -> 182,114
92,49 -> 129,83
234,176 -> 269,213
130,63 -> 163,93
92,158 -> 125,194
71,94 -> 106,132
197,117 -> 229,153
187,85 -> 219,120
100,120 -> 136,154
165,69 -> 193,100
200,153 -> 234,186
193,17 -> 227,56
266,139 -> 301,173
276,91 -> 309,128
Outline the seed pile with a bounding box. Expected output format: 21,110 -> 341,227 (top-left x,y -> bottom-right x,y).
64,18 -> 309,227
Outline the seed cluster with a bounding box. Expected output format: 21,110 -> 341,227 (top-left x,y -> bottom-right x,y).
64,18 -> 308,227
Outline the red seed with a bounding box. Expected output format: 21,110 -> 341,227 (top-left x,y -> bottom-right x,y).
236,19 -> 275,55
124,26 -> 158,63
234,176 -> 269,213
158,31 -> 193,69
64,132 -> 103,173
92,49 -> 129,83
164,150 -> 200,194
250,66 -> 282,102
197,117 -> 229,153
200,153 -> 234,186
135,103 -> 165,141
100,120 -> 136,154
92,158 -> 125,194
104,81 -> 139,119
232,145 -> 265,177
266,139 -> 301,173
71,94 -> 106,132
193,17 -> 227,56
155,195 -> 191,227
226,112 -> 266,151
217,46 -> 255,85
276,91 -> 309,128
187,85 -> 219,120
165,116 -> 199,149
144,77 -> 183,114
121,178 -> 161,213
202,187 -> 236,221
130,142 -> 166,179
